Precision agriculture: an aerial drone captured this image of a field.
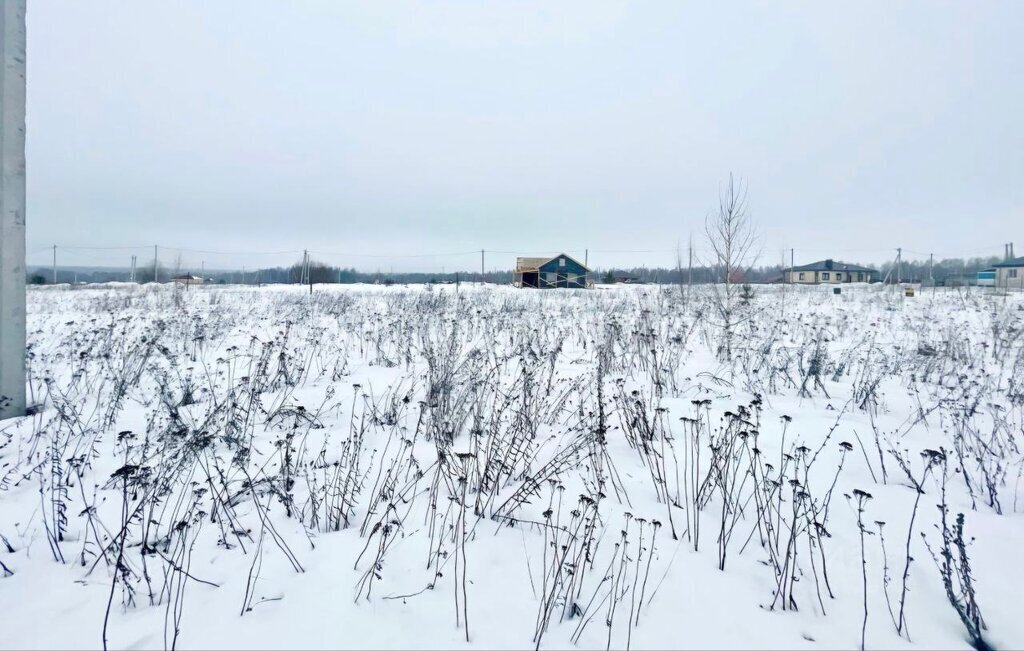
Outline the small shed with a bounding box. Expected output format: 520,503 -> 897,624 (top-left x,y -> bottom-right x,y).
514,254 -> 590,289
976,268 -> 996,287
172,274 -> 204,286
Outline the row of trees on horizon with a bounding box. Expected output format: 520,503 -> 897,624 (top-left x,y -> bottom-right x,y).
27,254 -> 1006,286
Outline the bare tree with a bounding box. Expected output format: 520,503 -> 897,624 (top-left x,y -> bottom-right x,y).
704,174 -> 759,362
289,257 -> 338,284
675,242 -> 685,303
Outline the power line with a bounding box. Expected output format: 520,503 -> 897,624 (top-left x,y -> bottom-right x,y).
164,246 -> 304,256
55,244 -> 304,256
902,246 -> 1003,259
57,245 -> 145,251
307,249 -> 480,259
27,242 -> 1011,274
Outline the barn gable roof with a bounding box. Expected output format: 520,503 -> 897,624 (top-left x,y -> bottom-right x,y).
516,253 -> 591,273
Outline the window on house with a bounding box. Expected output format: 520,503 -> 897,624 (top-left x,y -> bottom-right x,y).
835,273 -> 843,281
1011,269 -> 1019,279
798,272 -> 805,280
566,273 -> 577,284
544,272 -> 557,284
857,272 -> 863,281
822,272 -> 830,280
559,258 -> 566,267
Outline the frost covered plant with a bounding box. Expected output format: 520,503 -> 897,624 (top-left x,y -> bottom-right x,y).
885,446 -> 947,640
851,488 -> 873,651
923,454 -> 992,651
739,283 -> 756,305
4,281 -> 1023,650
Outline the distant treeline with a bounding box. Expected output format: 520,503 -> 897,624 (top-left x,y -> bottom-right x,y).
28,255 -> 1006,286
599,256 -> 1005,285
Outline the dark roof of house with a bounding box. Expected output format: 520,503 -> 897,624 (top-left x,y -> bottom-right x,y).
993,257 -> 1024,268
790,259 -> 876,273
515,253 -> 590,272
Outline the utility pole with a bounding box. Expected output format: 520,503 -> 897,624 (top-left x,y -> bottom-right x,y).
674,242 -> 683,298
200,260 -> 205,280
929,253 -> 934,288
687,236 -> 693,304
790,248 -> 795,283
896,248 -> 902,285
154,245 -> 159,283
480,249 -> 485,283
781,248 -> 787,316
305,250 -> 312,294
0,0 -> 27,419
130,255 -> 137,282
52,244 -> 57,284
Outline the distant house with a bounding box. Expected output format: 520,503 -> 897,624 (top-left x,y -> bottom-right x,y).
613,274 -> 642,284
514,254 -> 590,289
785,259 -> 877,284
993,257 -> 1024,288
172,274 -> 204,286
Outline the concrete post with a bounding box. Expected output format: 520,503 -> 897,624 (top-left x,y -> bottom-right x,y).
0,0 -> 27,419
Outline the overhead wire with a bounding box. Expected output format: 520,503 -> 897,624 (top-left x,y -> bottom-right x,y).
28,241 -> 1011,271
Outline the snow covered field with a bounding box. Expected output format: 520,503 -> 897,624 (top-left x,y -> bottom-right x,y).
2,282 -> 1023,651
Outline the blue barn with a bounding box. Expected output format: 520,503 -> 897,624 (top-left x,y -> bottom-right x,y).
514,253 -> 591,289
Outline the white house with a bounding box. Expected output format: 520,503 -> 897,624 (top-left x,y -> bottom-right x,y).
993,257 -> 1024,289
785,259 -> 878,284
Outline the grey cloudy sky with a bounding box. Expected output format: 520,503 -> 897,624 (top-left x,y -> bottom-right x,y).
25,1 -> 1024,272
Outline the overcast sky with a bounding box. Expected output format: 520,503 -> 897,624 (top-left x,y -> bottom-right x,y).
25,1 -> 1024,272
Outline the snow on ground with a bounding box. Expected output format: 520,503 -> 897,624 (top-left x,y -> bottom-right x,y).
1,282 -> 1022,650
